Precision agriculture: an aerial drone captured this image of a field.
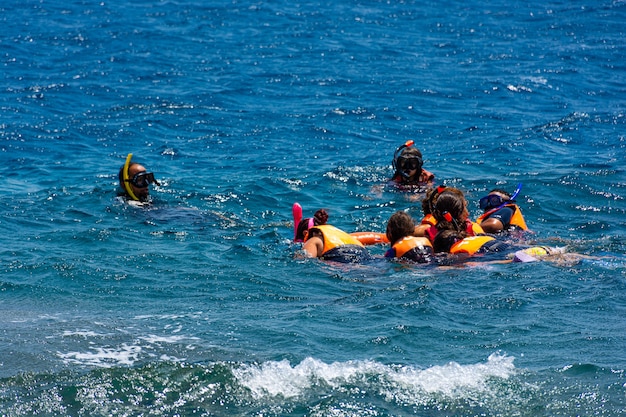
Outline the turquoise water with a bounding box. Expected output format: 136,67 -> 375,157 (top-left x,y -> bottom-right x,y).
1,0 -> 626,415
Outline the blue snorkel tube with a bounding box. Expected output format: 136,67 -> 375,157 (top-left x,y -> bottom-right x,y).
509,182 -> 523,201
497,182 -> 522,211
480,182 -> 523,213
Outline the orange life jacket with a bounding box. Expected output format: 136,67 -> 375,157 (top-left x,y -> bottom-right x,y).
426,220 -> 484,243
449,235 -> 497,255
390,236 -> 433,263
421,213 -> 436,227
476,203 -> 528,231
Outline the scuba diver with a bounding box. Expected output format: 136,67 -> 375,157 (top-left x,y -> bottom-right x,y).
118,153 -> 160,205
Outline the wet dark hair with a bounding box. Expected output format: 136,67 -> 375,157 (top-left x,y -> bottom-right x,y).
422,188 -> 436,216
386,211 -> 415,245
399,146 -> 422,160
295,209 -> 329,241
422,185 -> 447,216
490,188 -> 511,198
432,229 -> 465,253
433,190 -> 466,233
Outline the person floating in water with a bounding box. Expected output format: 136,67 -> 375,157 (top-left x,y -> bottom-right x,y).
293,204 -> 372,263
425,187 -> 485,244
476,184 -> 528,234
389,140 -> 435,189
432,229 -> 509,257
384,211 -> 433,263
413,184 -> 447,236
118,153 -> 160,205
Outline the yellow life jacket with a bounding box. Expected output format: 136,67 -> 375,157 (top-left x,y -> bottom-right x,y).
470,221 -> 486,235
306,224 -> 364,255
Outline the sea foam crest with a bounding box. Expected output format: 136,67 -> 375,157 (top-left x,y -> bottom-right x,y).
57,343 -> 142,368
233,353 -> 515,400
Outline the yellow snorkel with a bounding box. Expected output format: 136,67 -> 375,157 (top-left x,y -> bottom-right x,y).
122,153 -> 140,201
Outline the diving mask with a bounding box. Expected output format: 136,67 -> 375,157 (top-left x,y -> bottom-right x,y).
479,194 -> 509,210
479,183 -> 522,210
399,157 -> 421,171
127,171 -> 160,189
398,157 -> 422,179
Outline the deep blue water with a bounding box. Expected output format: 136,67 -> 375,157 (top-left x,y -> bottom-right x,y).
1,0 -> 626,415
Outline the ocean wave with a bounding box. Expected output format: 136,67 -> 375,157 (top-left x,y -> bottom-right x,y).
233,353 -> 516,400
3,356 -> 625,416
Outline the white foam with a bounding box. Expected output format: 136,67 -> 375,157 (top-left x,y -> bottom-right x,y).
233,353 -> 515,400
61,330 -> 109,338
387,353 -> 515,396
57,344 -> 142,368
140,334 -> 200,344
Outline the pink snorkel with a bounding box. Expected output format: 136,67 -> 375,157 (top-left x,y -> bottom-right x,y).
292,202 -> 315,242
292,203 -> 303,242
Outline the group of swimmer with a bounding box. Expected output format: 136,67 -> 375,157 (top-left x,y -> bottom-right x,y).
116,147 -> 564,265
291,140 -> 564,265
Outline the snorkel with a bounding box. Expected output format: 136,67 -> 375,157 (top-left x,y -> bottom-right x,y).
122,153 -> 140,201
497,183 -> 522,211
395,140 -> 413,179
292,203 -> 303,241
510,183 -> 523,201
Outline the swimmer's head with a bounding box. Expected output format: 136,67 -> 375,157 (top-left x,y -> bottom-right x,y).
118,154 -> 159,202
386,211 -> 415,245
422,184 -> 446,215
479,183 -> 522,211
295,209 -> 329,241
433,190 -> 468,232
479,188 -> 511,211
392,141 -> 423,180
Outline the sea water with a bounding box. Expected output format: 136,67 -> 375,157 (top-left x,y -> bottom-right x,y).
1,0 -> 625,415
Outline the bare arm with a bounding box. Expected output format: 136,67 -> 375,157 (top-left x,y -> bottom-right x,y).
302,236 -> 324,258
480,218 -> 504,233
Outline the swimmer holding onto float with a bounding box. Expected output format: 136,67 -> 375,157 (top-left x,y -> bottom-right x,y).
291,203 -> 579,266
293,203 -> 372,263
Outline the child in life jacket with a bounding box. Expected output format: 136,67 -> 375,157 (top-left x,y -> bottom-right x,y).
294,207 -> 372,263
425,188 -> 484,243
414,184 -> 446,236
384,211 -> 433,263
476,184 -> 528,234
